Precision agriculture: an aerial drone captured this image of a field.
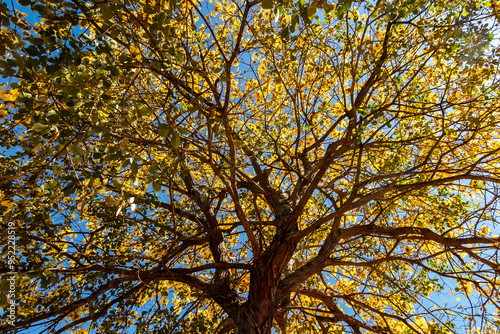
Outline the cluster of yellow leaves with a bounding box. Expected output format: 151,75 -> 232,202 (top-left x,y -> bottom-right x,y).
468,325 -> 499,334
390,316 -> 431,334
0,84 -> 19,119
0,191 -> 13,210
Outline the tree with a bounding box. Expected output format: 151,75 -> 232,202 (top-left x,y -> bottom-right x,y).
1,0 -> 500,332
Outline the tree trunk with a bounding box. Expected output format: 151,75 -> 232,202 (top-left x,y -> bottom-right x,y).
237,303 -> 273,334
235,193 -> 296,334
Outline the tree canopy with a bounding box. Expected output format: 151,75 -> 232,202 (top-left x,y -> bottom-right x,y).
1,0 -> 500,333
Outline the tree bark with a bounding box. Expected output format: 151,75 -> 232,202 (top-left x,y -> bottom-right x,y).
237,303 -> 273,334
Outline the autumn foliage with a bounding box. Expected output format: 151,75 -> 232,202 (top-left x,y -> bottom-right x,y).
1,0 -> 500,333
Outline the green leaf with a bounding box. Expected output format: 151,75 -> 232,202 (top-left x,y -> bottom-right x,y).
63,183 -> 77,196
73,145 -> 85,157
280,27 -> 290,40
131,161 -> 138,175
158,123 -> 170,137
262,0 -> 273,9
139,106 -> 154,117
323,3 -> 335,12
25,45 -> 39,57
101,7 -> 114,21
152,181 -> 161,191
149,163 -> 158,173
112,178 -> 122,188
32,123 -> 49,132
105,195 -> 115,206
171,132 -> 180,148
177,126 -> 188,135
175,52 -> 185,63
290,14 -> 299,33
307,4 -> 317,19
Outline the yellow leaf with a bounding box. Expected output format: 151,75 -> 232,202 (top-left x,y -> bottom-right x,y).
0,89 -> 19,102
0,200 -> 13,209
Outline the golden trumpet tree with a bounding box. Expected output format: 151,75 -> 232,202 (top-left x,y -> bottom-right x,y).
1,0 -> 500,333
